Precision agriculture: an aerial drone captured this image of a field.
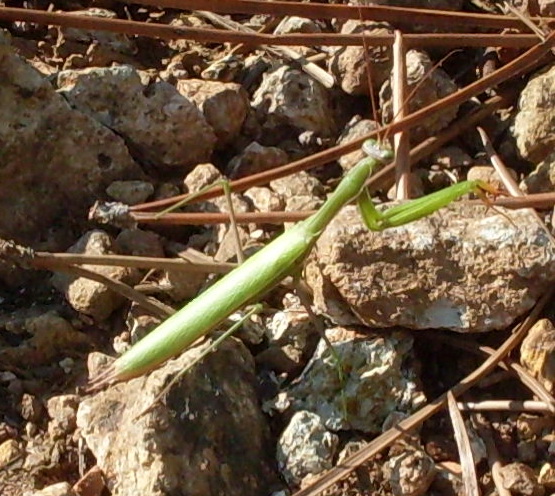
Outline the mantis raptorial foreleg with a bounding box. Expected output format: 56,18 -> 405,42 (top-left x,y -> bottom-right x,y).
88,139 -> 496,389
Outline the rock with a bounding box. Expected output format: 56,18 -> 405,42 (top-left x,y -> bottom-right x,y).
56,8 -> 136,68
276,410 -> 338,485
29,482 -> 77,496
86,352 -> 115,381
51,230 -> 141,321
213,224 -> 250,263
106,180 -> 154,205
467,165 -> 517,186
513,63 -> 555,163
518,440 -> 537,464
46,394 -> 80,439
256,309 -> 319,374
539,0 -> 555,15
158,267 -> 208,302
125,301 -> 162,345
306,203 -> 555,332
274,16 -> 323,35
517,414 -> 555,440
201,53 -> 244,82
115,229 -> 165,258
269,328 -> 425,432
72,465 -> 105,496
19,393 -> 45,423
431,464 -> 463,496
499,462 -> 544,496
328,20 -> 393,95
227,141 -> 289,178
270,171 -> 324,200
77,338 -> 277,496
538,462 -> 555,491
57,65 -> 216,169
252,66 -> 335,139
0,310 -> 91,368
0,439 -> 21,469
176,79 -> 249,147
243,186 -> 285,213
380,50 -> 458,142
154,182 -> 181,201
431,146 -> 473,169
520,150 -> 555,194
520,318 -> 555,393
183,162 -> 222,194
336,117 -> 380,171
0,39 -> 142,257
384,449 -> 436,496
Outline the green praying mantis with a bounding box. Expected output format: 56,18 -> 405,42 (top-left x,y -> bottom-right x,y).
88,139 -> 496,389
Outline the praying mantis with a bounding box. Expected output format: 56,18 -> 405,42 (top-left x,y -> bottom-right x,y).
88,139 -> 496,389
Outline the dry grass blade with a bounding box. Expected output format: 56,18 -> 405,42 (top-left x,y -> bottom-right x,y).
292,289 -> 554,496
447,391 -> 480,496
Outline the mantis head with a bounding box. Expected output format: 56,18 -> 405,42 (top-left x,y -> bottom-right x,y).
362,139 -> 393,163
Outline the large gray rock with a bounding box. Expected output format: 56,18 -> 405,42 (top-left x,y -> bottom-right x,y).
51,230 -> 141,321
78,338 -> 277,496
276,410 -> 338,485
252,66 -> 335,139
0,39 -> 141,253
380,50 -> 458,142
57,65 -> 216,169
328,20 -> 393,96
269,328 -> 425,433
306,203 -> 555,332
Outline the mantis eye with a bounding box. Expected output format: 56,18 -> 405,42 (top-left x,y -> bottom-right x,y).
362,139 -> 393,162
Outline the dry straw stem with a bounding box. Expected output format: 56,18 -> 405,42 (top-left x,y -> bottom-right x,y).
447,391 -> 480,496
0,7 -> 553,47
74,0 -> 555,31
293,289 -> 554,496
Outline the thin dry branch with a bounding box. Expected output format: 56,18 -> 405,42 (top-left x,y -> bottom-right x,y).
110,0 -> 555,31
0,7 -> 551,47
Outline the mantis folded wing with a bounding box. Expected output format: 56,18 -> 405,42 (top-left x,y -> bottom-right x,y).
88,139 -> 494,388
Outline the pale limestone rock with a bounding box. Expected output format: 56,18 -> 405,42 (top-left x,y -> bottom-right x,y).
78,339 -> 277,496
306,203 -> 555,332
